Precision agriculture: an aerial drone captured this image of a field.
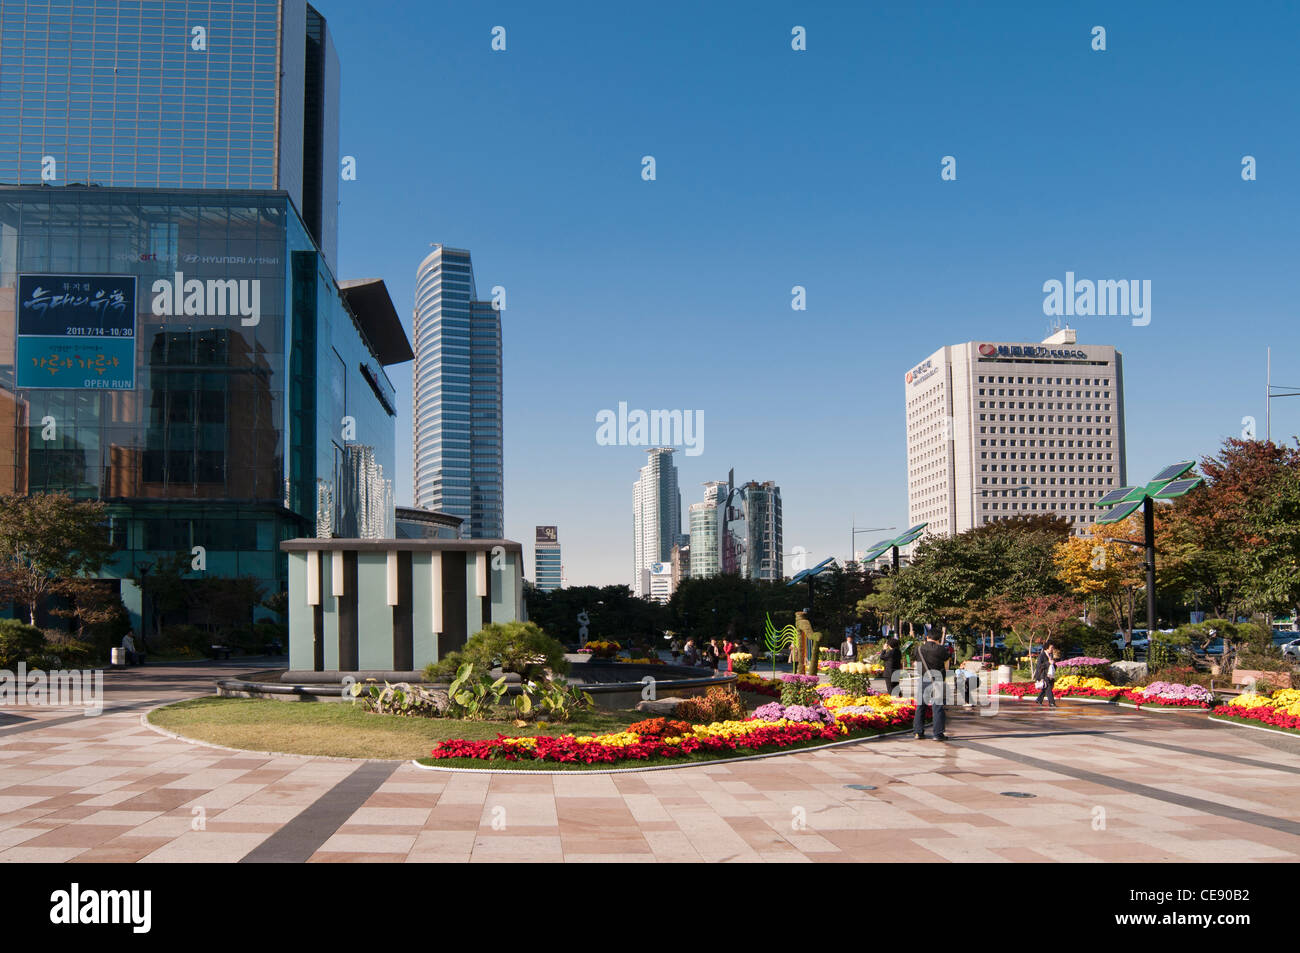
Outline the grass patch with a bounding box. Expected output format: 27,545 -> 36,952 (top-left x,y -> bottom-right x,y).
1209,713 -> 1300,737
147,696 -> 643,760
416,725 -> 908,771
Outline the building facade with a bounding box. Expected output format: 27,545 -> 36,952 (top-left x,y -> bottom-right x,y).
534,525 -> 562,592
0,186 -> 410,626
0,0 -> 341,270
904,328 -> 1126,537
741,480 -> 783,582
631,447 -> 680,598
411,245 -> 503,538
687,481 -> 724,580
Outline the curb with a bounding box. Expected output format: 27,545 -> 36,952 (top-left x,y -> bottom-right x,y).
1207,714 -> 1300,739
410,725 -> 917,775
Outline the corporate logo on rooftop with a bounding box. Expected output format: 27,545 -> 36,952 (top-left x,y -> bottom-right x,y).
150,271 -> 261,326
978,344 -> 1088,360
906,358 -> 939,386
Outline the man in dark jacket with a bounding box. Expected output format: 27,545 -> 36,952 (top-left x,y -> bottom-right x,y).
913,628 -> 949,741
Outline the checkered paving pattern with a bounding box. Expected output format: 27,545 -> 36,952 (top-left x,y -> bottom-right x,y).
2,665 -> 1298,862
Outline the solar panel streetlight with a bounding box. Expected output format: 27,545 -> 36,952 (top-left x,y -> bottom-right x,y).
856,523 -> 929,637
1093,461 -> 1204,635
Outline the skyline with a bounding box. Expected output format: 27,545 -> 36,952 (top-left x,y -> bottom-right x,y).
313,1 -> 1300,587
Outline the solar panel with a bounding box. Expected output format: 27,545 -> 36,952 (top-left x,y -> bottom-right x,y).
860,542 -> 892,562
788,556 -> 839,586
893,529 -> 925,547
1095,499 -> 1143,524
1151,461 -> 1195,482
1121,486 -> 1149,503
1095,486 -> 1138,507
1152,477 -> 1202,499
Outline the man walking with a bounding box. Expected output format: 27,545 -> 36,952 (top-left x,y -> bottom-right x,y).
913,627 -> 949,741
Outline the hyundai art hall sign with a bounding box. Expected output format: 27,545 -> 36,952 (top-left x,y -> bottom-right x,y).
16,274 -> 136,389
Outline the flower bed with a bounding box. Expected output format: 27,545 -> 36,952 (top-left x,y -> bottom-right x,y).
428,694 -> 916,766
1124,681 -> 1213,709
1056,657 -> 1113,680
729,652 -> 754,674
734,672 -> 779,697
997,677 -> 1215,709
1212,688 -> 1300,731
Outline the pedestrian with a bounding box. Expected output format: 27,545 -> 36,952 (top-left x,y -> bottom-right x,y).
913,628 -> 949,741
841,631 -> 857,662
683,637 -> 698,666
670,637 -> 682,661
881,635 -> 902,695
722,635 -> 736,673
1034,644 -> 1059,707
121,631 -> 139,666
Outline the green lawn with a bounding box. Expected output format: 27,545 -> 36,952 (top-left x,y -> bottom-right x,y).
148,696 -> 644,760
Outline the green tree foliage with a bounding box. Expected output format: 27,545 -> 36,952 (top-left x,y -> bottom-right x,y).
524,584 -> 669,646
0,493 -> 116,626
426,621 -> 569,680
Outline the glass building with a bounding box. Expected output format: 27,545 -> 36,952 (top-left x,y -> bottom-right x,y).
741,480 -> 783,583
0,0 -> 340,270
0,185 -> 411,625
632,448 -> 680,598
533,525 -> 561,592
412,245 -> 504,538
687,482 -> 724,580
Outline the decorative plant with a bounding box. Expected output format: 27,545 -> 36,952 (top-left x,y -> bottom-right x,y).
534,678 -> 594,723
763,614 -> 797,676
350,680 -> 446,718
674,685 -> 746,723
446,663 -> 509,720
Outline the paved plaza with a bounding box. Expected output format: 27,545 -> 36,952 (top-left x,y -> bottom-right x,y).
1,664 -> 1298,863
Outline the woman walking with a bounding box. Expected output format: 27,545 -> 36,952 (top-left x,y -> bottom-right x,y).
1034,644 -> 1060,707
722,635 -> 736,673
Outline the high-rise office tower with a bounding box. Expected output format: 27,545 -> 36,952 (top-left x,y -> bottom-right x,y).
904,328 -> 1126,536
534,526 -> 562,592
632,448 -> 680,597
412,245 -> 504,538
0,2 -> 412,628
0,0 -> 341,269
687,481 -> 725,579
741,481 -> 783,582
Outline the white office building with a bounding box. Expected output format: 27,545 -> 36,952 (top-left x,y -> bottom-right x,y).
632,448 -> 681,598
904,328 -> 1126,537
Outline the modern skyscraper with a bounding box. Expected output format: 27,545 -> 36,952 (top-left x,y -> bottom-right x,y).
412,245 -> 504,538
688,481 -> 725,579
632,448 -> 680,598
741,481 -> 783,582
0,0 -> 341,269
534,526 -> 562,592
904,328 -> 1126,537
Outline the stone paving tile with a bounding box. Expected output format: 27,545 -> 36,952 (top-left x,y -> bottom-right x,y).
4,665 -> 1300,863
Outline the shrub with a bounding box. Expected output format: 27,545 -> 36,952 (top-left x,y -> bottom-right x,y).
351,680 -> 447,718
159,624 -> 208,657
675,686 -> 746,723
41,632 -> 96,668
729,652 -> 753,674
1141,665 -> 1213,689
0,619 -> 48,669
426,621 -> 569,681
628,717 -> 691,737
779,674 -> 821,707
827,668 -> 874,696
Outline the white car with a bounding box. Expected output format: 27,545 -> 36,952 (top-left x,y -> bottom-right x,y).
1283,639 -> 1300,661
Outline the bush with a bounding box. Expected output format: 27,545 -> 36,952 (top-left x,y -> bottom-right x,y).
628,717 -> 691,737
159,624 -> 207,657
779,674 -> 821,707
675,686 -> 746,723
42,632 -> 97,668
426,621 -> 570,681
0,619 -> 48,669
1140,665 -> 1213,690
827,668 -> 874,696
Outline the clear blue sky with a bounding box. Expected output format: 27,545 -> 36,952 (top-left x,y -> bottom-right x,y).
325,0 -> 1299,587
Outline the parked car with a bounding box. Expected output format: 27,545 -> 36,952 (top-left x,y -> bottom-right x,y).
1282,639 -> 1300,661
1113,632 -> 1150,651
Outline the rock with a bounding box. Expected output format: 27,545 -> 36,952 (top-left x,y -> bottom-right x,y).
635,697 -> 686,715
1108,661 -> 1148,685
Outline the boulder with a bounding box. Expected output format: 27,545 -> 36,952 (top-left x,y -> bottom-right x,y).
635,697 -> 686,716
1108,660 -> 1148,685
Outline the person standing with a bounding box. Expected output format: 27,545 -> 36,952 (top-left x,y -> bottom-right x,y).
881,636 -> 902,695
841,631 -> 857,662
1034,644 -> 1059,707
722,636 -> 736,673
913,628 -> 949,741
683,637 -> 698,666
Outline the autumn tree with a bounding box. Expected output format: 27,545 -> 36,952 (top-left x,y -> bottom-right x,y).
1054,517 -> 1145,642
0,493 -> 116,626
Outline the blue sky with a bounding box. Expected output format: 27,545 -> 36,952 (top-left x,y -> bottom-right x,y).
325,0 -> 1299,587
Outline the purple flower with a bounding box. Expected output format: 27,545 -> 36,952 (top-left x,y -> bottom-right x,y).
816,685 -> 848,699
779,674 -> 819,685
752,702 -> 787,721
1059,657 -> 1111,667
